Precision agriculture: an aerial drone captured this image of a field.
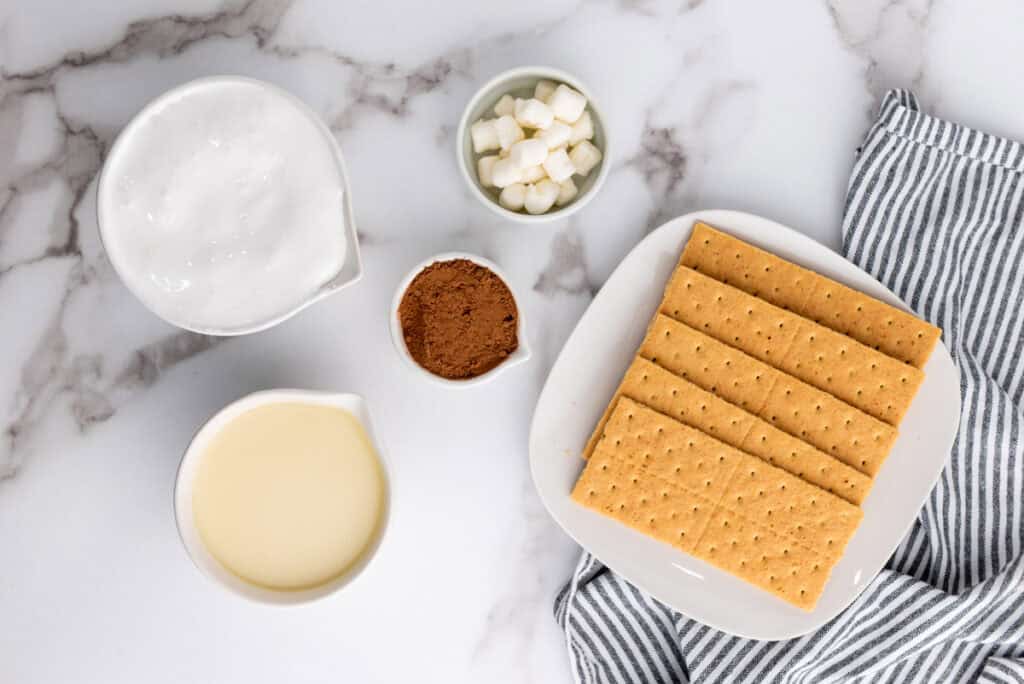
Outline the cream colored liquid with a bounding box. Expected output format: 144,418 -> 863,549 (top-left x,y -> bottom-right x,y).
192,403 -> 385,591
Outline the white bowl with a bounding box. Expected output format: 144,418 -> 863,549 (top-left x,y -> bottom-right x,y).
97,76 -> 363,336
389,252 -> 531,387
173,390 -> 390,605
456,66 -> 611,224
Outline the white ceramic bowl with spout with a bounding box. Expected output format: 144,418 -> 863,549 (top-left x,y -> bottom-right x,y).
173,390 -> 390,605
97,76 -> 362,336
389,252 -> 531,387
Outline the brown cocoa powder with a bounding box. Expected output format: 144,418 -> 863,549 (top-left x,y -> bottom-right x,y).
398,259 -> 519,380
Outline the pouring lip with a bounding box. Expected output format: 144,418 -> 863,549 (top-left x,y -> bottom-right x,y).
96,74 -> 363,337
388,251 -> 531,388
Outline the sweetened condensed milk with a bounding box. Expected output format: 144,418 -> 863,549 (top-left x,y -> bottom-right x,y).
191,402 -> 385,591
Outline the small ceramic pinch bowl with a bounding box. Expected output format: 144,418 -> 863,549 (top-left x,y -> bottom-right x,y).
174,390 -> 391,605
389,252 -> 531,387
456,66 -> 611,224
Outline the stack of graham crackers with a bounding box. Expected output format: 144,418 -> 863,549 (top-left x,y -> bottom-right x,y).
571,222 -> 941,610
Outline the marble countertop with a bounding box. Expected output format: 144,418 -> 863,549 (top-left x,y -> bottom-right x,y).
4,1 -> 1024,682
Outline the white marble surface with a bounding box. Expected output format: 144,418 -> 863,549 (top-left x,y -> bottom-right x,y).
3,1 -> 1024,682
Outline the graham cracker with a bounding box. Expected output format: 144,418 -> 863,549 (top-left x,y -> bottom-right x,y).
581,355 -> 755,462
722,454 -> 863,560
571,447 -> 714,553
660,266 -> 924,426
764,374 -> 897,476
639,315 -> 898,477
641,314 -> 775,413
572,398 -> 860,610
694,507 -> 827,611
606,397 -> 742,503
583,357 -> 872,505
681,222 -> 941,369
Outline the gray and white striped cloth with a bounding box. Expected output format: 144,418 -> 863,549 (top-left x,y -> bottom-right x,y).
555,89 -> 1024,684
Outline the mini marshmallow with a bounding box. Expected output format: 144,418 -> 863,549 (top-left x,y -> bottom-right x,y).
569,140 -> 602,176
568,111 -> 594,145
470,119 -> 500,153
548,84 -> 587,124
499,183 -> 527,211
521,165 -> 546,183
542,148 -> 576,183
534,80 -> 557,102
491,157 -> 524,188
477,155 -> 499,187
514,98 -> 555,130
493,94 -> 515,117
555,178 -> 578,206
524,179 -> 560,215
535,120 -> 571,150
494,115 -> 525,151
509,139 -> 548,170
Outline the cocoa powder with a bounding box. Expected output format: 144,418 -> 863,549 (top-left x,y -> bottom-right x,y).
398,259 -> 519,380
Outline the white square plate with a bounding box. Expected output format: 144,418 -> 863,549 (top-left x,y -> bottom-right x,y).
529,210 -> 960,639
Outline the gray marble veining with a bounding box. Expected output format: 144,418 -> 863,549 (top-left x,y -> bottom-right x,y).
3,1 -> 1024,682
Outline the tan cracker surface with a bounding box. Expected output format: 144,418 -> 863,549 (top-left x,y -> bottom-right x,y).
660,266 -> 924,426
680,222 -> 941,369
639,315 -> 898,477
582,357 -> 872,504
572,398 -> 862,610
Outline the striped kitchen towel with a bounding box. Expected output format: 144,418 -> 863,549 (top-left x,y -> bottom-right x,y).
555,89 -> 1024,684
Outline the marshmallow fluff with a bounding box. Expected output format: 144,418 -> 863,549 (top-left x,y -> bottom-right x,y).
101,80 -> 349,331
469,78 -> 601,215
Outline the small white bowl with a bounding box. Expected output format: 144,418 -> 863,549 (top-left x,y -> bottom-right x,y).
173,390 -> 390,605
389,252 -> 531,387
456,66 -> 611,224
97,76 -> 363,336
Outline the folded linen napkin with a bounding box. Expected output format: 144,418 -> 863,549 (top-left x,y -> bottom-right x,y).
555,89 -> 1024,684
